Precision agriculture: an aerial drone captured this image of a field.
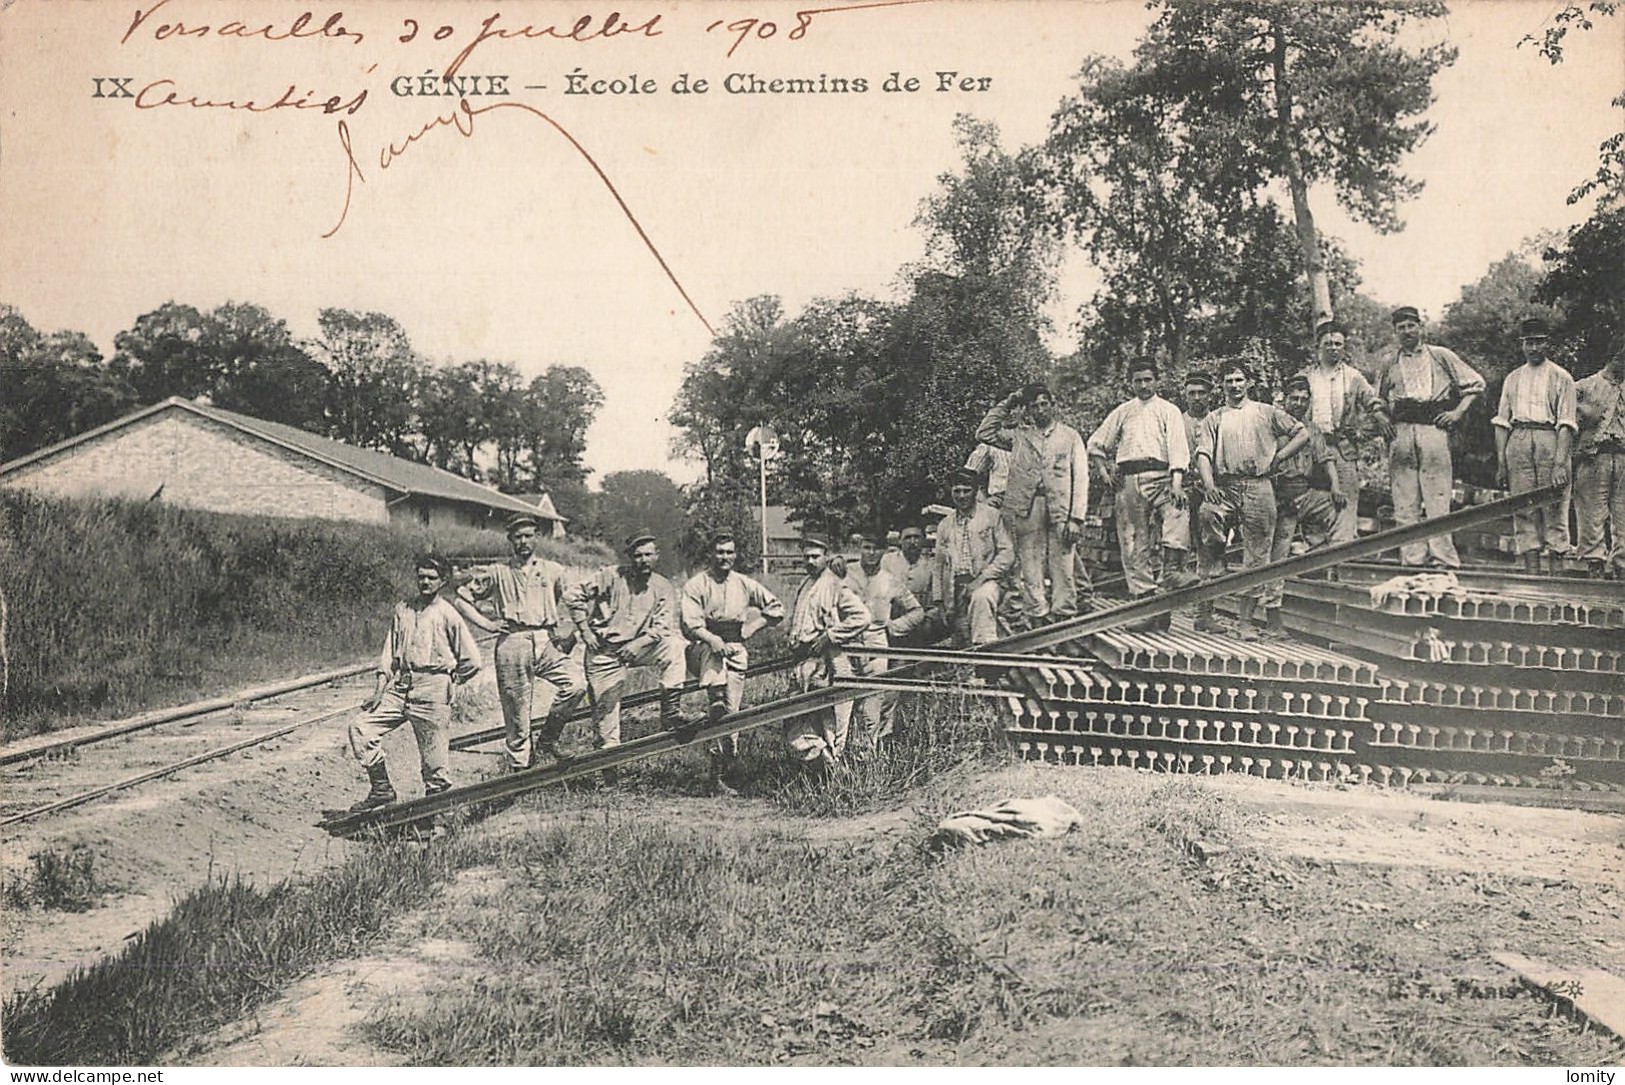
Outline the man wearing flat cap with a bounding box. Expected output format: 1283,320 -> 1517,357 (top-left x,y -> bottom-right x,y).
679,529 -> 785,792
564,530 -> 690,752
451,511 -> 585,771
1303,319 -> 1391,545
1494,317 -> 1577,573
933,466 -> 1016,646
1375,306 -> 1486,567
784,534 -> 872,768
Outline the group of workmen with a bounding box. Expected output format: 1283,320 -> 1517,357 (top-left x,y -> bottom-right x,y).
339,306 -> 1625,812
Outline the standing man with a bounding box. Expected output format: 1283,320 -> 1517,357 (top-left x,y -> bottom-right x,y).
452,512 -> 585,771
844,530 -> 925,752
1087,358 -> 1190,631
784,536 -> 872,769
563,531 -> 689,751
1375,306 -> 1486,567
1494,318 -> 1577,574
1195,364 -> 1309,640
881,522 -> 941,644
1574,335 -> 1625,579
933,467 -> 1017,647
344,556 -> 482,812
679,530 -> 785,793
1304,319 -> 1392,544
976,384 -> 1090,624
1181,371 -> 1217,587
1262,375 -> 1344,632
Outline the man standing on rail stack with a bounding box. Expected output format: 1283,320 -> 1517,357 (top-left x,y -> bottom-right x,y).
679,529 -> 785,794
344,555 -> 482,812
1375,306 -> 1485,568
933,467 -> 1016,647
1181,371 -> 1216,597
1261,374 -> 1345,634
844,529 -> 925,753
881,523 -> 940,644
1195,364 -> 1310,641
976,383 -> 1090,627
1574,334 -> 1625,580
784,535 -> 872,770
452,512 -> 585,771
1087,358 -> 1190,632
564,531 -> 689,755
1303,319 -> 1392,545
1494,318 -> 1578,575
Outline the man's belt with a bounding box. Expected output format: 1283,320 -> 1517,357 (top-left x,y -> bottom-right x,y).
1510,421 -> 1556,430
406,664 -> 451,674
1117,458 -> 1169,475
1389,400 -> 1449,425
500,622 -> 551,634
705,619 -> 745,643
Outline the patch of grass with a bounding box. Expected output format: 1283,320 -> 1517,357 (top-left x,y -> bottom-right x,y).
0,833 -> 498,1066
0,490 -> 610,738
3,846 -> 110,913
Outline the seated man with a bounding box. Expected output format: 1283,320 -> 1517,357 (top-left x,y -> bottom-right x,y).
784,535 -> 872,769
932,467 -> 1016,647
344,555 -> 481,812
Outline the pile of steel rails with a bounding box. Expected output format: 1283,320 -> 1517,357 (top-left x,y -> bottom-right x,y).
319,486 -> 1590,838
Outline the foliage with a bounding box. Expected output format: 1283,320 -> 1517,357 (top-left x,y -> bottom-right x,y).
310,308 -> 424,456
1538,206 -> 1625,372
593,469 -> 690,575
1439,253 -> 1562,387
1520,2 -> 1620,66
0,306 -> 134,463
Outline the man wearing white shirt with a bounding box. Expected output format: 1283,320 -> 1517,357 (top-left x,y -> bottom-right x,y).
1303,319 -> 1392,544
1494,318 -> 1577,573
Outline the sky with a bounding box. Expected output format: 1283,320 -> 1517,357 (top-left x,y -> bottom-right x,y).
1,0 -> 1620,486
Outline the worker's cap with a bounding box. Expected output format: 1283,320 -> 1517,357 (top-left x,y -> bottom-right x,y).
854,528 -> 887,546
949,467 -> 981,490
1183,370 -> 1214,390
1019,382 -> 1053,405
1391,305 -> 1421,325
1284,373 -> 1312,393
1314,319 -> 1346,342
708,528 -> 737,547
505,512 -> 541,533
1517,317 -> 1551,340
624,530 -> 658,552
800,534 -> 830,553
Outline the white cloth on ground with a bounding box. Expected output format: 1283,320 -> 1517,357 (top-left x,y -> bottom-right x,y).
931,795 -> 1084,848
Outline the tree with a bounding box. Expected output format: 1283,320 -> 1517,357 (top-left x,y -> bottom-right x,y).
1539,207 -> 1625,371
202,303 -> 330,430
109,302 -> 217,402
0,307 -> 135,462
1439,253 -> 1561,388
523,365 -> 605,492
595,470 -> 689,574
310,309 -> 424,455
1130,0 -> 1455,324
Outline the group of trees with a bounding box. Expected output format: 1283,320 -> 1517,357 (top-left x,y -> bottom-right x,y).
0,302 -> 604,519
671,0 -> 1623,543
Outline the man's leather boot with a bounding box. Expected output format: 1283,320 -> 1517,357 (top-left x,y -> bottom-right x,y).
348,762 -> 396,812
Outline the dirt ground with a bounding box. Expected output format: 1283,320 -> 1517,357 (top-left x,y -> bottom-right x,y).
4,686 -> 1623,1064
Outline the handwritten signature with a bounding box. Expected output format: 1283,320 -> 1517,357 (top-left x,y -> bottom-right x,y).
324,99 -> 713,337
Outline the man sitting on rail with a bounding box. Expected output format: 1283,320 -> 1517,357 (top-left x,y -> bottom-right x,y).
450,512 -> 586,772
784,534 -> 872,769
933,467 -> 1017,647
564,531 -> 690,752
843,529 -> 925,753
679,529 -> 786,794
344,555 -> 482,812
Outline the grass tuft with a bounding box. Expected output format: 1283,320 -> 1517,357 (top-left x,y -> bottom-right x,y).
3,846 -> 110,913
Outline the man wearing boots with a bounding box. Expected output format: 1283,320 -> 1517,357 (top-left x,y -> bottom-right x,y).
679,529 -> 785,793
564,531 -> 690,752
1087,358 -> 1190,632
1574,335 -> 1625,579
1494,318 -> 1577,574
1182,371 -> 1218,597
1195,364 -> 1309,640
451,512 -> 585,771
1262,375 -> 1344,633
1375,305 -> 1485,567
784,535 -> 873,769
345,555 -> 482,812
844,530 -> 925,752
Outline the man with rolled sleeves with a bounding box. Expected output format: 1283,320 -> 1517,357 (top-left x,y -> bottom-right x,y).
976,383 -> 1090,624
451,512 -> 585,770
1375,306 -> 1485,567
1494,318 -> 1577,574
1087,358 -> 1190,632
564,531 -> 689,751
1574,335 -> 1625,579
784,535 -> 872,769
679,529 -> 785,792
1304,319 -> 1392,544
1181,371 -> 1217,584
933,467 -> 1017,647
1195,364 -> 1309,640
344,555 -> 482,811
1262,374 -> 1345,632
844,529 -> 925,751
